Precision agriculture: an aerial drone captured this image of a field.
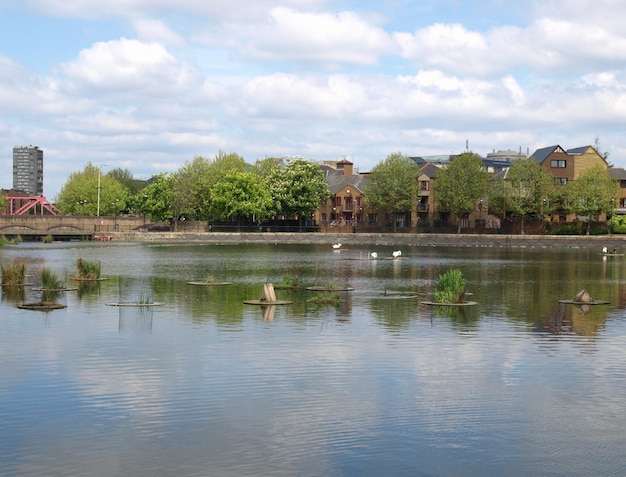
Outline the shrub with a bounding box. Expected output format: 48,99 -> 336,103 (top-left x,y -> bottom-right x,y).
552,223 -> 580,235
434,268 -> 466,304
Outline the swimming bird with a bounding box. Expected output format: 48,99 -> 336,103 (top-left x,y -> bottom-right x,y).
370,252 -> 378,259
392,250 -> 402,258
602,246 -> 608,254
332,243 -> 342,249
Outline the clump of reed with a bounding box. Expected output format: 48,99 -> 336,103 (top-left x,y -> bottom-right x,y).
307,291 -> 340,303
41,267 -> 65,290
42,234 -> 54,243
76,257 -> 101,280
1,262 -> 26,286
280,273 -> 301,288
434,268 -> 466,304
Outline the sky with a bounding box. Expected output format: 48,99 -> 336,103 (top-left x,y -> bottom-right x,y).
1,0 -> 626,199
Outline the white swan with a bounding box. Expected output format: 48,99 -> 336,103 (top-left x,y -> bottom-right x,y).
332,243 -> 342,249
602,246 -> 608,254
370,252 -> 377,259
392,250 -> 402,258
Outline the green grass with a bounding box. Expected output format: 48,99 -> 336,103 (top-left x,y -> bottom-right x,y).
434,268 -> 466,304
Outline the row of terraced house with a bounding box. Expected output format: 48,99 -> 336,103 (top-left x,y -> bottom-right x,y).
313,145 -> 626,234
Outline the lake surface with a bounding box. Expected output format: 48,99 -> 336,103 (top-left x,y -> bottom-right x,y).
1,241 -> 626,477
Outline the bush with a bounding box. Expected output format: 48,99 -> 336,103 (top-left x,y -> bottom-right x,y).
552,223 -> 580,235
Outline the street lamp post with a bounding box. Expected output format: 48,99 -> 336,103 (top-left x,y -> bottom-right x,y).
112,199 -> 120,230
97,163 -> 108,217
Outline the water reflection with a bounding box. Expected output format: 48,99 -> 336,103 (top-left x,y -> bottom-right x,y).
118,306 -> 154,332
2,242 -> 626,476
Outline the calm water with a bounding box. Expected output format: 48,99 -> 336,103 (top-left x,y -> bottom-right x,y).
1,241 -> 626,477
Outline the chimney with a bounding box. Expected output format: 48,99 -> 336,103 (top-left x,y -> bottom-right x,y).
337,158 -> 354,176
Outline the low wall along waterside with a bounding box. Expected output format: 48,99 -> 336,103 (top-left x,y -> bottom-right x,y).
110,231 -> 626,250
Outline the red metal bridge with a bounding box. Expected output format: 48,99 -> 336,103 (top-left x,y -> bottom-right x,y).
2,196 -> 62,216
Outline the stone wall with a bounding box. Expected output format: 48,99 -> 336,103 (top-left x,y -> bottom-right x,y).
109,231 -> 626,250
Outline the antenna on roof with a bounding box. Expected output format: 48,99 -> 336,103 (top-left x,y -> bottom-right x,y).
466,139 -> 469,152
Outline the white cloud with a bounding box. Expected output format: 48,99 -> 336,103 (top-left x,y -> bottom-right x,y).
212,7 -> 395,67
132,18 -> 185,46
58,38 -> 201,94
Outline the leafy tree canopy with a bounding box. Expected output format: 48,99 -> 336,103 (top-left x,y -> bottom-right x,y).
434,152 -> 489,233
107,167 -> 147,195
363,151 -> 419,215
488,158 -> 556,233
270,159 -> 331,224
566,164 -> 620,234
211,170 -> 272,223
54,162 -> 128,216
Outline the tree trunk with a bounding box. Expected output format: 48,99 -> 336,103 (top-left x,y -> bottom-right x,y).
520,216 -> 525,235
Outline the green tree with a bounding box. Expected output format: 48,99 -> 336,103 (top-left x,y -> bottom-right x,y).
434,152 -> 489,233
107,168 -> 147,196
211,170 -> 272,228
252,157 -> 281,179
0,192 -> 6,213
139,174 -> 174,221
177,156 -> 213,220
269,159 -> 331,231
363,152 -> 419,232
54,162 -> 128,216
565,165 -> 620,235
488,158 -> 555,234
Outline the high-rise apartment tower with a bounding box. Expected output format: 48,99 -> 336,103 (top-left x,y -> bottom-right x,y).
13,146 -> 43,196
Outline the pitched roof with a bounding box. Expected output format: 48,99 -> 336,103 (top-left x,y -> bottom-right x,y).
323,166 -> 368,194
566,145 -> 592,155
608,167 -> 626,180
418,163 -> 440,178
530,145 -> 562,164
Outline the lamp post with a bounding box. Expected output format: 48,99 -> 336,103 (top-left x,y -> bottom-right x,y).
112,199 -> 120,230
77,200 -> 87,215
96,163 -> 108,217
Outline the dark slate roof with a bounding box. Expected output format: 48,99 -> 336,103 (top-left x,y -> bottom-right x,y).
419,163 -> 440,178
530,145 -> 561,164
566,145 -> 592,155
608,167 -> 626,180
323,167 -> 368,194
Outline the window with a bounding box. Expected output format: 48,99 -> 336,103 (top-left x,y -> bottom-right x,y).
369,214 -> 377,224
554,177 -> 567,185
550,160 -> 566,168
419,181 -> 429,191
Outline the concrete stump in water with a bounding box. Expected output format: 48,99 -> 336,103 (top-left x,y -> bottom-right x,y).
574,289 -> 593,303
